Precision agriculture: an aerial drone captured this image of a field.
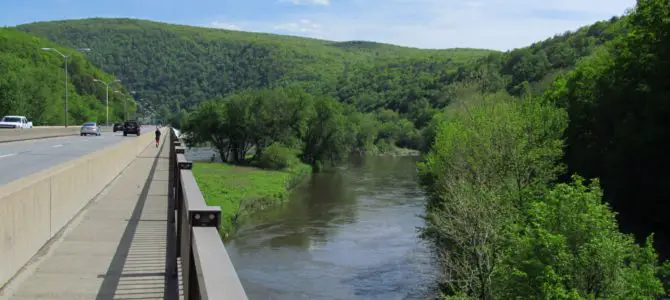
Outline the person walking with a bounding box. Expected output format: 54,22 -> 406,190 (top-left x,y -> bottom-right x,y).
154,127 -> 161,148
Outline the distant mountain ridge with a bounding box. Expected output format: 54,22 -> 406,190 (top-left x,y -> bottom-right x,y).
14,16 -> 626,123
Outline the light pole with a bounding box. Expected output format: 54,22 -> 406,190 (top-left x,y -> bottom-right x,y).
93,78 -> 121,126
41,47 -> 91,127
114,90 -> 131,121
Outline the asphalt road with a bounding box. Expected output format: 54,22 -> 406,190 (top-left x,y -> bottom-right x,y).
0,131 -> 143,186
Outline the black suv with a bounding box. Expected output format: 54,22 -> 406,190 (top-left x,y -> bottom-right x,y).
123,120 -> 141,136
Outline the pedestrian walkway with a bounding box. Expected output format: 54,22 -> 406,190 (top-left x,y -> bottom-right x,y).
0,137 -> 177,300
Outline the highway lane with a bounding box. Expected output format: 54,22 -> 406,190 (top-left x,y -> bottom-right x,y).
0,131 -> 143,186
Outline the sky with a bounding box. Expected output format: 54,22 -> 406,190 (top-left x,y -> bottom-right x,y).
0,0 -> 636,51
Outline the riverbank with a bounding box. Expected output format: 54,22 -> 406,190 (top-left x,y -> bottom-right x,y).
193,162 -> 312,238
223,155 -> 438,300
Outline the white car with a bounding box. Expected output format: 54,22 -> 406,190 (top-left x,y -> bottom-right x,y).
0,115 -> 33,129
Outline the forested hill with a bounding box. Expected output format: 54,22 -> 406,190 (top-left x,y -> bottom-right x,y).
0,28 -> 135,125
16,18 -> 492,119
16,17 -> 627,127
457,15 -> 627,97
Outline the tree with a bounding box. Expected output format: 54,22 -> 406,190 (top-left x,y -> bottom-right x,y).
299,96 -> 350,171
419,93 -> 567,298
0,28 -> 133,125
543,0 -> 670,257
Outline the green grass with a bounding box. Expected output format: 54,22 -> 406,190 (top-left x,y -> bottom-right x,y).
192,162 -> 311,237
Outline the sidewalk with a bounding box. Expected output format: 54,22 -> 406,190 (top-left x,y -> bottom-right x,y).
0,137 -> 177,300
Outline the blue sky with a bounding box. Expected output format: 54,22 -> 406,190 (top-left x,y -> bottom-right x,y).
0,0 -> 635,50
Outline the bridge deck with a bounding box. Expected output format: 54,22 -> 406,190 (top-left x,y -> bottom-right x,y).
1,138 -> 178,300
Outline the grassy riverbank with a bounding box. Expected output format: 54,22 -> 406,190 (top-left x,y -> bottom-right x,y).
193,162 -> 312,238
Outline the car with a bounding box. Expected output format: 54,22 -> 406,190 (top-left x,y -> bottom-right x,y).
80,122 -> 101,136
112,123 -> 123,132
123,120 -> 140,136
0,115 -> 33,129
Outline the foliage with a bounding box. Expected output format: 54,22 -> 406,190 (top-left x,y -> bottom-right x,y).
418,94 -> 568,298
12,4 -> 670,298
258,142 -> 299,170
13,17 -> 630,154
497,176 -> 663,299
457,15 -> 629,98
182,87 -> 355,170
16,18 -> 492,128
0,28 -> 136,125
542,0 -> 670,256
419,81 -> 666,298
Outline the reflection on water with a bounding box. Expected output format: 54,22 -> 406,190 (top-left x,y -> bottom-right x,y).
224,155 -> 439,300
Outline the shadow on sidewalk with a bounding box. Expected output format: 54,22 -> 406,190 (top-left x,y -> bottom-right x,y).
94,140 -> 179,300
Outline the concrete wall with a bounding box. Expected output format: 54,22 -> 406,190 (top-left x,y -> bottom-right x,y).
0,128 -> 166,288
0,128 -> 80,143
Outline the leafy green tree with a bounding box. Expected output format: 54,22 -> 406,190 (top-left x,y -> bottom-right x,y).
299,96 -> 350,171
497,176 -> 663,299
418,93 -> 567,298
543,0 -> 670,257
181,100 -> 231,162
0,28 -> 134,124
419,89 -> 666,299
183,88 -> 354,171
258,142 -> 299,170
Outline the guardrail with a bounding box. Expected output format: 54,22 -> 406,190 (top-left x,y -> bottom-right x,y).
167,127 -> 248,300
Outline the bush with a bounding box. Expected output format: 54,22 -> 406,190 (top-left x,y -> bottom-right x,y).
257,143 -> 298,170
420,92 -> 666,299
495,176 -> 664,299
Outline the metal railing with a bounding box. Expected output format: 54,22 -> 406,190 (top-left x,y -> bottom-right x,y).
168,127 -> 248,300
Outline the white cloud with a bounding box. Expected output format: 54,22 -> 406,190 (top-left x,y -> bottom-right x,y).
278,0 -> 330,6
205,0 -> 636,50
274,19 -> 322,33
209,21 -> 243,31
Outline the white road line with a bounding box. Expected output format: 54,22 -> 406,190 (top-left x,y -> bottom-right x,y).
0,153 -> 16,159
52,144 -> 63,148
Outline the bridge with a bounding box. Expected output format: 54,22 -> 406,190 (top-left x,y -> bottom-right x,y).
0,127 -> 248,299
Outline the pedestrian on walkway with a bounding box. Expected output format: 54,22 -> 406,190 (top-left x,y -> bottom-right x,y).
155,127 -> 161,147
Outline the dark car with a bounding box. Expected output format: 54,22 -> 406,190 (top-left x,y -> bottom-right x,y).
123,120 -> 141,136
112,123 -> 123,132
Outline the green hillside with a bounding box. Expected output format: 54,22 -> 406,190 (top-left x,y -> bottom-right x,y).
0,28 -> 136,125
15,19 -> 492,120
14,5 -> 670,298
15,17 -> 626,129
458,15 -> 627,96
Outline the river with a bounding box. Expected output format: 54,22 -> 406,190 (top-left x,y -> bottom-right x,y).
186,148 -> 439,300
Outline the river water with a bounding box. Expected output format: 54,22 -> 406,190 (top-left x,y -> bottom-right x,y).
185,148 -> 439,300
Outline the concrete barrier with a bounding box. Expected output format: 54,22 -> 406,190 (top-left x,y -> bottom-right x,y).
0,127 -> 80,143
0,128 -> 167,289
0,125 -> 140,143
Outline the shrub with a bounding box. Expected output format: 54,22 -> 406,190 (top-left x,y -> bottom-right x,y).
257,143 -> 298,170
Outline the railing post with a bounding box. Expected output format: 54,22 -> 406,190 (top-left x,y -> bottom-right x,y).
175,147 -> 186,259
172,141 -> 182,219
166,128 -> 179,278
175,157 -> 195,299
186,208 -> 221,300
